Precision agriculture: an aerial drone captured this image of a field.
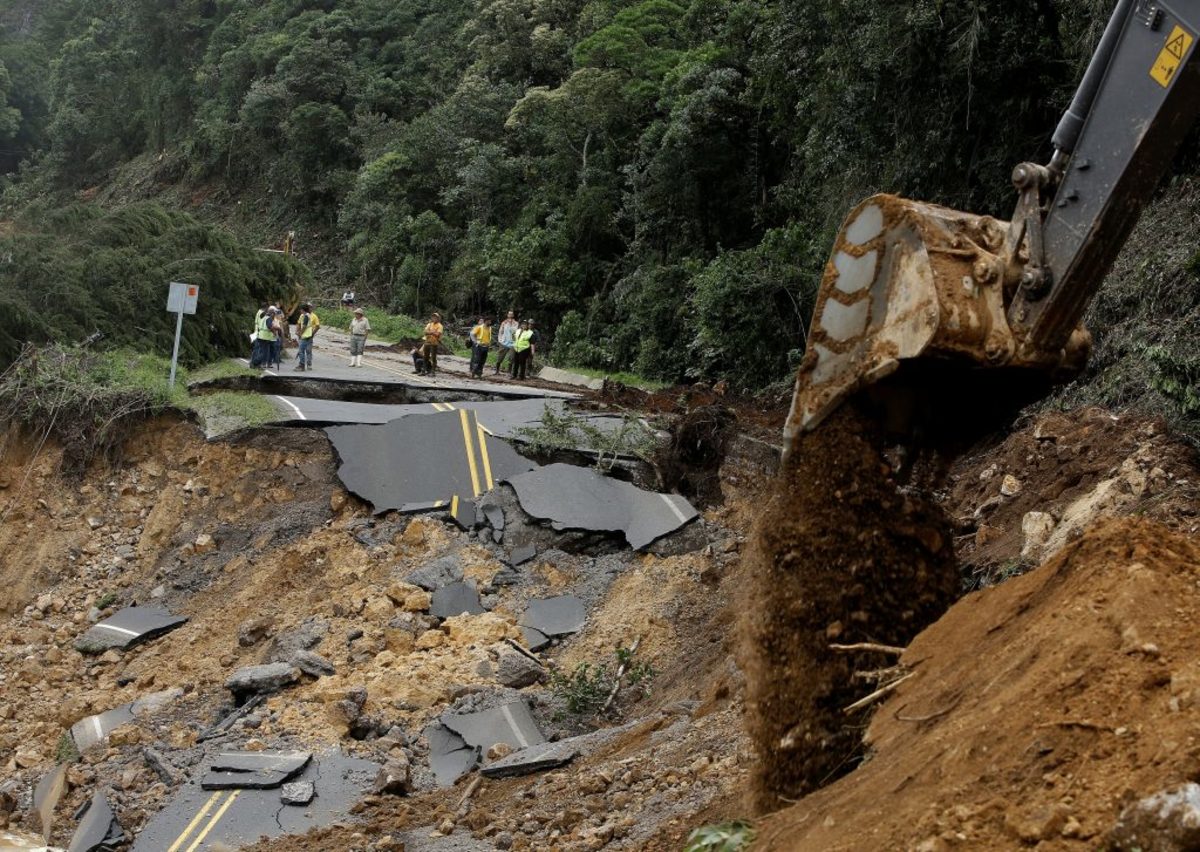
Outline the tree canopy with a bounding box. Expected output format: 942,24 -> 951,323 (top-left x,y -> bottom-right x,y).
2,0 -> 1197,401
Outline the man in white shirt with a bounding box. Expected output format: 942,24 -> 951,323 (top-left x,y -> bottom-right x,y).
493,310 -> 519,375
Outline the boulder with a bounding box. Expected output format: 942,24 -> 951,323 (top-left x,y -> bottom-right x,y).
281,781 -> 315,806
1020,511 -> 1056,561
1107,783 -> 1200,850
372,754 -> 412,796
224,663 -> 299,699
496,652 -> 544,689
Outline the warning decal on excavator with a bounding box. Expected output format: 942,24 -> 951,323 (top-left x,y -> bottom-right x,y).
1150,24 -> 1194,87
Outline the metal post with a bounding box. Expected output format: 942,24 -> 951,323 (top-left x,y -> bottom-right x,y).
168,307 -> 184,389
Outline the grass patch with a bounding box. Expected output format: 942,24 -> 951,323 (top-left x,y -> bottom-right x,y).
0,345 -> 280,471
55,731 -> 81,764
189,391 -> 279,429
558,364 -> 669,392
188,360 -> 259,384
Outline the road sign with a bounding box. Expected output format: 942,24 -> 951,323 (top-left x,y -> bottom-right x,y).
166,281 -> 199,315
166,281 -> 199,389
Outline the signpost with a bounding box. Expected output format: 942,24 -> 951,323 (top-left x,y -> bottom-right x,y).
166,281 -> 199,389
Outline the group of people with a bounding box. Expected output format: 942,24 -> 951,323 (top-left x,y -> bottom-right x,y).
249,300 -> 538,381
467,311 -> 538,379
410,310 -> 537,380
248,302 -> 320,370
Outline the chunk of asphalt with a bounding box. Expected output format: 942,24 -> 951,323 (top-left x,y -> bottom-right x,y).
481,740 -> 580,779
507,544 -> 536,566
404,555 -> 464,592
143,747 -> 182,785
280,781 -> 315,806
441,700 -> 545,755
74,606 -> 188,654
67,792 -> 123,852
196,694 -> 266,742
505,463 -> 700,550
484,505 -> 504,532
521,626 -> 550,652
519,596 -> 585,640
201,750 -> 312,790
449,497 -> 477,530
70,703 -> 135,752
325,410 -> 537,514
224,663 -> 300,700
292,650 -> 336,677
425,723 -> 479,788
430,582 -> 485,619
33,764 -> 67,840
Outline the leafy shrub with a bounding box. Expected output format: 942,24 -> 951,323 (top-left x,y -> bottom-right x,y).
550,645 -> 655,717
684,821 -> 756,852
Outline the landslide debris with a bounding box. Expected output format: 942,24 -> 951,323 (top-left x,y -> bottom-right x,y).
755,517 -> 1200,850
0,410 -> 754,850
741,404 -> 959,813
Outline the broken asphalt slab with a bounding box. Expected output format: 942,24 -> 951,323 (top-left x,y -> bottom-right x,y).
426,700 -> 547,787
74,606 -> 187,654
70,704 -> 134,752
481,739 -> 580,779
442,700 -> 544,754
506,463 -> 699,550
67,792 -> 123,852
201,750 -> 312,790
430,581 -> 485,619
133,751 -> 377,852
519,595 -> 585,642
425,723 -> 479,788
326,409 -> 536,514
33,764 -> 67,840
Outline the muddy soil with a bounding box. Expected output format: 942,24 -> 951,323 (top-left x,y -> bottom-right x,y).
756,516 -> 1200,850
740,404 -> 959,813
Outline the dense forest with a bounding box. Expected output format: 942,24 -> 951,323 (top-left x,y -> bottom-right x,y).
0,0 -> 1198,420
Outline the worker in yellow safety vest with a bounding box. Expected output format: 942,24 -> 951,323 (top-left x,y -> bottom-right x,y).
511,321 -> 535,380
250,305 -> 276,368
295,303 -> 320,371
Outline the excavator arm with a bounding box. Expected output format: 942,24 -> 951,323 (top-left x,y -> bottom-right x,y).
784,0 -> 1200,457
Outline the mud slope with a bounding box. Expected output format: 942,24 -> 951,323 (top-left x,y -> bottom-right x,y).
756,517 -> 1200,851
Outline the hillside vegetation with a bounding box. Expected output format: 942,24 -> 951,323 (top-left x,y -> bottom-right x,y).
0,0 -> 1197,423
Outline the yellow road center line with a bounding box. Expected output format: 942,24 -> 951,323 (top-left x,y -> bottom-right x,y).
166,791 -> 223,852
459,409 -> 482,497
477,424 -> 494,491
450,495 -> 459,517
184,789 -> 240,852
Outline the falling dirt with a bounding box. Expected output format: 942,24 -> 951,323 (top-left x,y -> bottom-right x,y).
755,516 -> 1200,850
741,403 -> 960,813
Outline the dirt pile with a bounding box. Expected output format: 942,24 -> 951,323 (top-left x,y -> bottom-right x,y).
756,516 -> 1200,850
741,405 -> 959,813
948,407 -> 1200,586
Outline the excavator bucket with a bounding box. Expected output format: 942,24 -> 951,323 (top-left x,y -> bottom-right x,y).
783,194 -> 1088,456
